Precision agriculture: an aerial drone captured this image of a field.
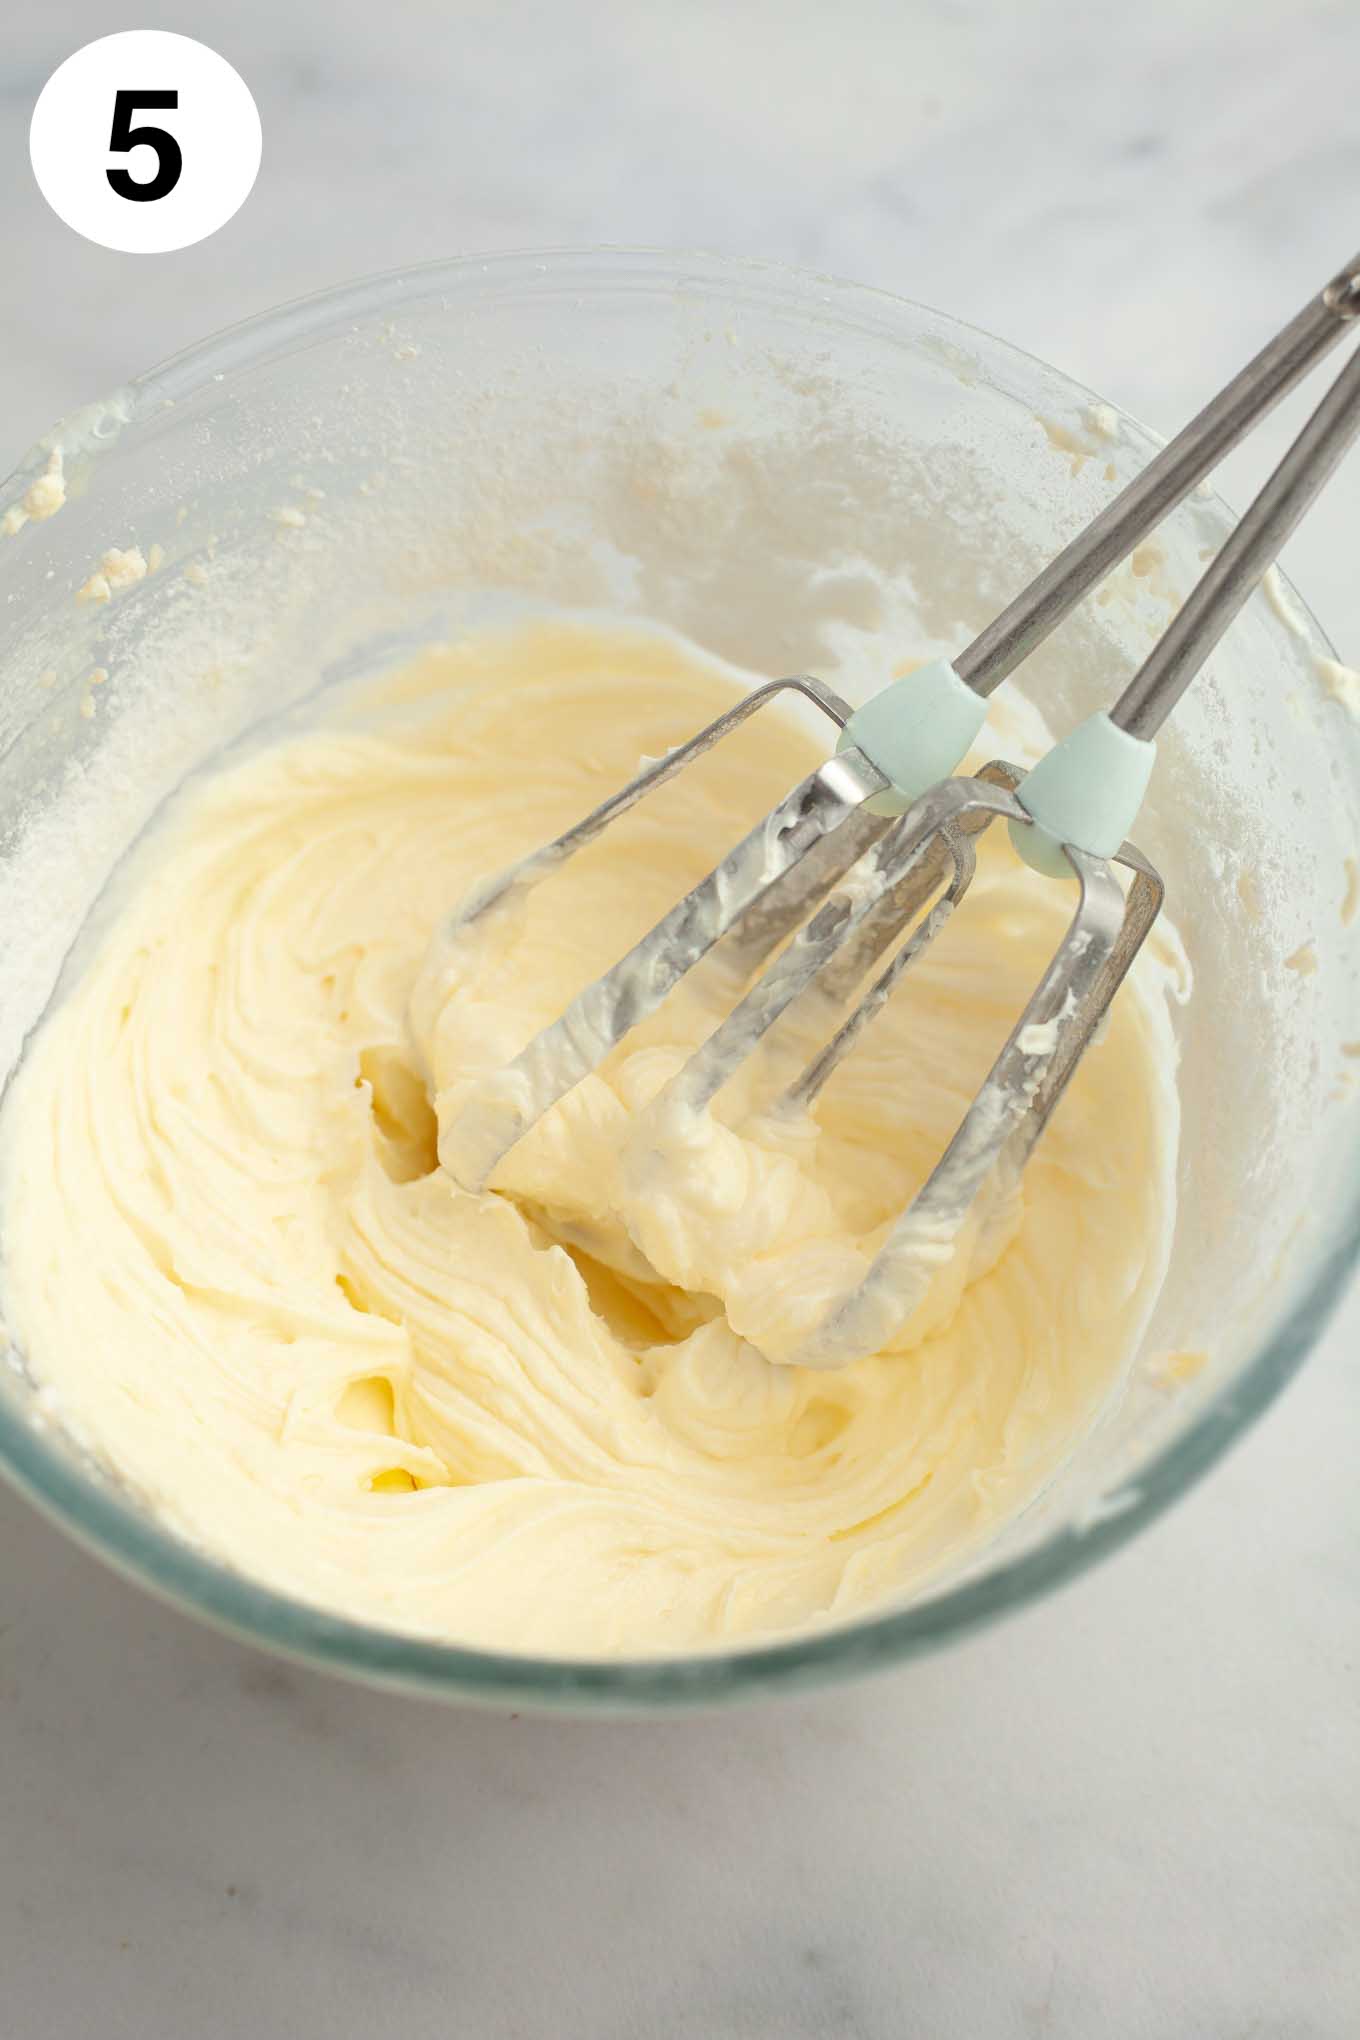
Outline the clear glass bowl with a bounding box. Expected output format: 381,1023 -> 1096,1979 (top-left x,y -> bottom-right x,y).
1,250 -> 1357,1709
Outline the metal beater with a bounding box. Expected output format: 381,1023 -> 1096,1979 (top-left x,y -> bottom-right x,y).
430,254 -> 1360,1368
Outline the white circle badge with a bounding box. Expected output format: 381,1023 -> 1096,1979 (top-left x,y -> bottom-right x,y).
30,31 -> 261,255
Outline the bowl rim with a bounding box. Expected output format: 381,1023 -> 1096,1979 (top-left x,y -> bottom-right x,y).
2,243 -> 1357,1710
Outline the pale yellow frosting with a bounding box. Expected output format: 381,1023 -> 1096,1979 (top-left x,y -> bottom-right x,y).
0,621 -> 1179,1655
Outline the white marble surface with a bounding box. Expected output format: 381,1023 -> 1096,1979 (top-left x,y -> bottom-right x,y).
2,2 -> 1358,2034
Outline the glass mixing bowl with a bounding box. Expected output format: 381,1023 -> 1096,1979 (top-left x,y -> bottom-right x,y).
1,250 -> 1357,1709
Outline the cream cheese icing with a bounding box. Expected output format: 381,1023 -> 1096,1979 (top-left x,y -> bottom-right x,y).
0,620 -> 1180,1655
